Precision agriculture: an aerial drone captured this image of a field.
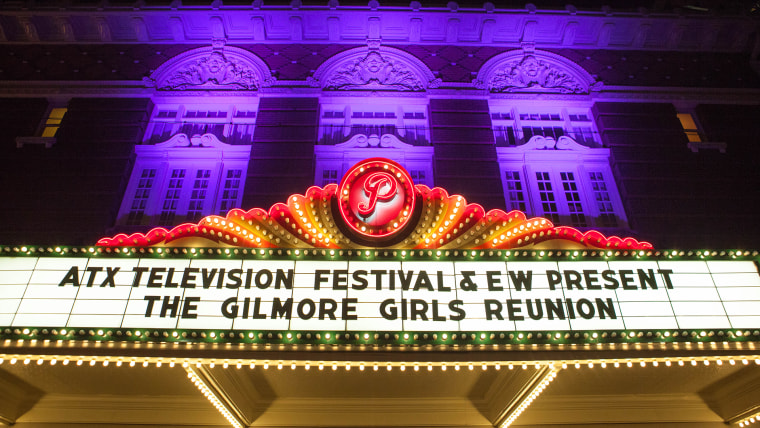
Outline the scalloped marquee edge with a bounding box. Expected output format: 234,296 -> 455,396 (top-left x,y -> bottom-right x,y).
98,184 -> 652,250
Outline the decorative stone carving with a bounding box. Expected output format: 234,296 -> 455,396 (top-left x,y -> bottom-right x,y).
475,49 -> 597,94
153,133 -> 228,148
335,133 -> 413,149
146,46 -> 275,91
516,135 -> 591,151
310,46 -> 439,91
325,51 -> 423,91
489,55 -> 584,93
162,52 -> 257,89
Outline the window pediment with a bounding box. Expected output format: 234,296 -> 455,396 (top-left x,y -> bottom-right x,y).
475,50 -> 598,94
146,46 -> 275,91
309,47 -> 439,92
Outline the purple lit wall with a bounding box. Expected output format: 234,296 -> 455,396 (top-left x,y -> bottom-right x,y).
0,4 -> 759,248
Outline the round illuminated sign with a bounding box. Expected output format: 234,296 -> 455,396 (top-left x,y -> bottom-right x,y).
338,158 -> 416,239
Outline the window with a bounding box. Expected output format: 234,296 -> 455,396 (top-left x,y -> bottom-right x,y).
491,107 -> 598,147
318,101 -> 430,147
320,169 -> 339,186
677,109 -> 727,153
16,102 -> 69,149
117,134 -> 251,227
497,137 -> 627,229
41,107 -> 68,138
145,97 -> 259,145
503,171 -> 527,212
677,113 -> 701,143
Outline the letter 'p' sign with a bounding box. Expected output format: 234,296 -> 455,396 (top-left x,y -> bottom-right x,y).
338,158 -> 416,240
358,172 -> 398,216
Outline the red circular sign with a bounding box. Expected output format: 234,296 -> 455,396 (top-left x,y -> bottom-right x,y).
338,158 -> 416,239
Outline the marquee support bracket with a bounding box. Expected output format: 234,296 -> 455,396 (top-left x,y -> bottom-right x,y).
492,364 -> 560,428
185,365 -> 250,428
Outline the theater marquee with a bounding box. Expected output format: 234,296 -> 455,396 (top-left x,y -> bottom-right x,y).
1,252 -> 759,340
2,158 -> 758,346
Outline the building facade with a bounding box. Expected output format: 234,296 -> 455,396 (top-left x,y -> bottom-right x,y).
1,2 -> 760,427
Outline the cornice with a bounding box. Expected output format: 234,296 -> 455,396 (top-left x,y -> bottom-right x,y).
0,8 -> 757,53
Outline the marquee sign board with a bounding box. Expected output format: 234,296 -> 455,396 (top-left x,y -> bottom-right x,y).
2,252 -> 759,344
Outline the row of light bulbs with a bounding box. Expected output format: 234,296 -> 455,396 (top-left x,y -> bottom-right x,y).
6,329 -> 759,346
7,245 -> 758,260
739,412 -> 760,427
2,354 -> 759,370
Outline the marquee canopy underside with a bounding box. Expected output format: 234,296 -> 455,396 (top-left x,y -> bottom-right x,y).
1,339 -> 759,428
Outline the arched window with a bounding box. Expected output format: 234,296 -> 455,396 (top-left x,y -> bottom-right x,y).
142,46 -> 273,146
